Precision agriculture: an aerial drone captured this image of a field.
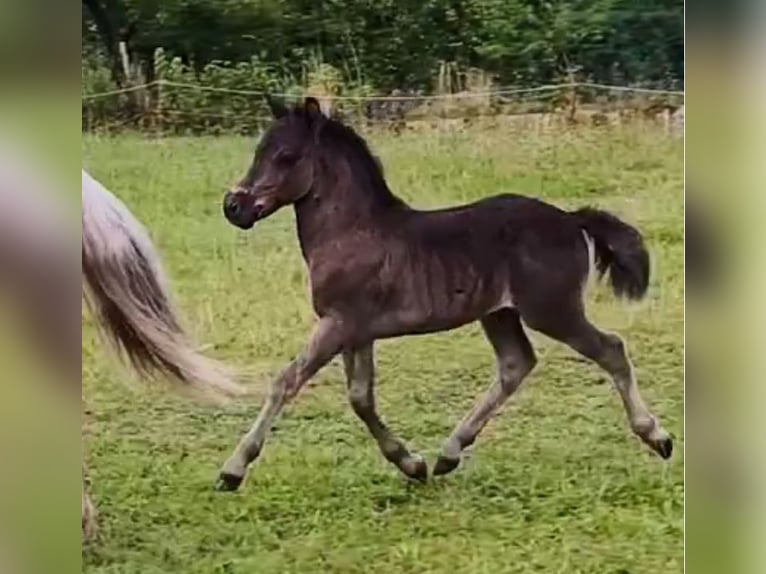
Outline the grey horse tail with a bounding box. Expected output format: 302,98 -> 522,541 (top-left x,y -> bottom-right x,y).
81,170 -> 244,400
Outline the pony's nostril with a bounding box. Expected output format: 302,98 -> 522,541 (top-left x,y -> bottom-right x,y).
223,193 -> 239,216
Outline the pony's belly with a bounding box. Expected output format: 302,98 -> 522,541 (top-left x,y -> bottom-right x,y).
367,292 -> 511,340
369,313 -> 478,340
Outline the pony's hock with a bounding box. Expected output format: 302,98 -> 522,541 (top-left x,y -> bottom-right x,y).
217,95 -> 673,491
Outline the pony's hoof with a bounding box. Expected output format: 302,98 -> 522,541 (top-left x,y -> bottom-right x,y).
654,436 -> 673,460
215,472 -> 244,492
401,454 -> 429,483
433,455 -> 460,477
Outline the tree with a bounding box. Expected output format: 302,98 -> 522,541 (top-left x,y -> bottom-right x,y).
82,0 -> 684,92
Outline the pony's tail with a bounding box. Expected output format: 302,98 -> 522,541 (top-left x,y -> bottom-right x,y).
572,207 -> 650,300
81,170 -> 244,400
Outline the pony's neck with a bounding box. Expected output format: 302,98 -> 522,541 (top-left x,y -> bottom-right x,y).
293,153 -> 407,259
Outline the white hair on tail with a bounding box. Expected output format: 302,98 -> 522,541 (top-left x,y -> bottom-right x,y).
581,228 -> 597,278
82,170 -> 168,291
579,228 -> 599,298
82,170 -> 244,400
82,170 -> 168,290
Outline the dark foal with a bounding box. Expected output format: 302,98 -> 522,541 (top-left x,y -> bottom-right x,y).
217,96 -> 672,490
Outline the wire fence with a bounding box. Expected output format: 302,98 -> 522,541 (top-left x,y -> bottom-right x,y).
82,80 -> 685,136
82,79 -> 686,102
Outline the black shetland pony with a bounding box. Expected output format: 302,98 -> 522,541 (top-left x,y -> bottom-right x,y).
217,96 -> 672,490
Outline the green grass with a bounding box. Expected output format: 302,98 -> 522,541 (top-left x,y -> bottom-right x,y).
82,124 -> 683,574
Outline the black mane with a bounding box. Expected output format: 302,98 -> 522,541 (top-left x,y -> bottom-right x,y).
300,107 -> 406,209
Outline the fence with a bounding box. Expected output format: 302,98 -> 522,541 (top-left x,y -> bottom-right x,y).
82,80 -> 685,136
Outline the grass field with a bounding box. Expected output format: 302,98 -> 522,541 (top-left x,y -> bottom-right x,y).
82,123 -> 684,573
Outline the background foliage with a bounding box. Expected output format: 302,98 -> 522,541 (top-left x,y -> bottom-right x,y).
82,0 -> 683,95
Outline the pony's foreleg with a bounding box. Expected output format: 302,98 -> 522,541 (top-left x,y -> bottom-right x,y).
216,317 -> 345,491
343,344 -> 427,482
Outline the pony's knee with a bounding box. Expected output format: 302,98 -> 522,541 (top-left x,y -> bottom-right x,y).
347,386 -> 371,415
268,382 -> 287,403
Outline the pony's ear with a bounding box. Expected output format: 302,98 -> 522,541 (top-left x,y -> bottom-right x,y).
304,97 -> 324,121
264,94 -> 289,119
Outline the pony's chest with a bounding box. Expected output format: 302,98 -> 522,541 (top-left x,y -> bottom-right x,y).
304,241 -> 388,312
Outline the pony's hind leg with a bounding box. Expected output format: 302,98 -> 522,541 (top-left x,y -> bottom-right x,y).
343,345 -> 428,482
434,308 -> 537,476
523,304 -> 673,459
579,327 -> 672,458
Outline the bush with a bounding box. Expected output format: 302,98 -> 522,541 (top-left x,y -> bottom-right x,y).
82,48 -> 377,135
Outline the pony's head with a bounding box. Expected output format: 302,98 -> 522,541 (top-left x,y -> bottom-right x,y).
223,96 -> 326,229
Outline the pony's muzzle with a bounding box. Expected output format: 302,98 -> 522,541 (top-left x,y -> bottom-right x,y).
223,191 -> 257,229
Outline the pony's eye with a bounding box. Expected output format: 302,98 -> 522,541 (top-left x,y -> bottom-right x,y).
276,151 -> 298,165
